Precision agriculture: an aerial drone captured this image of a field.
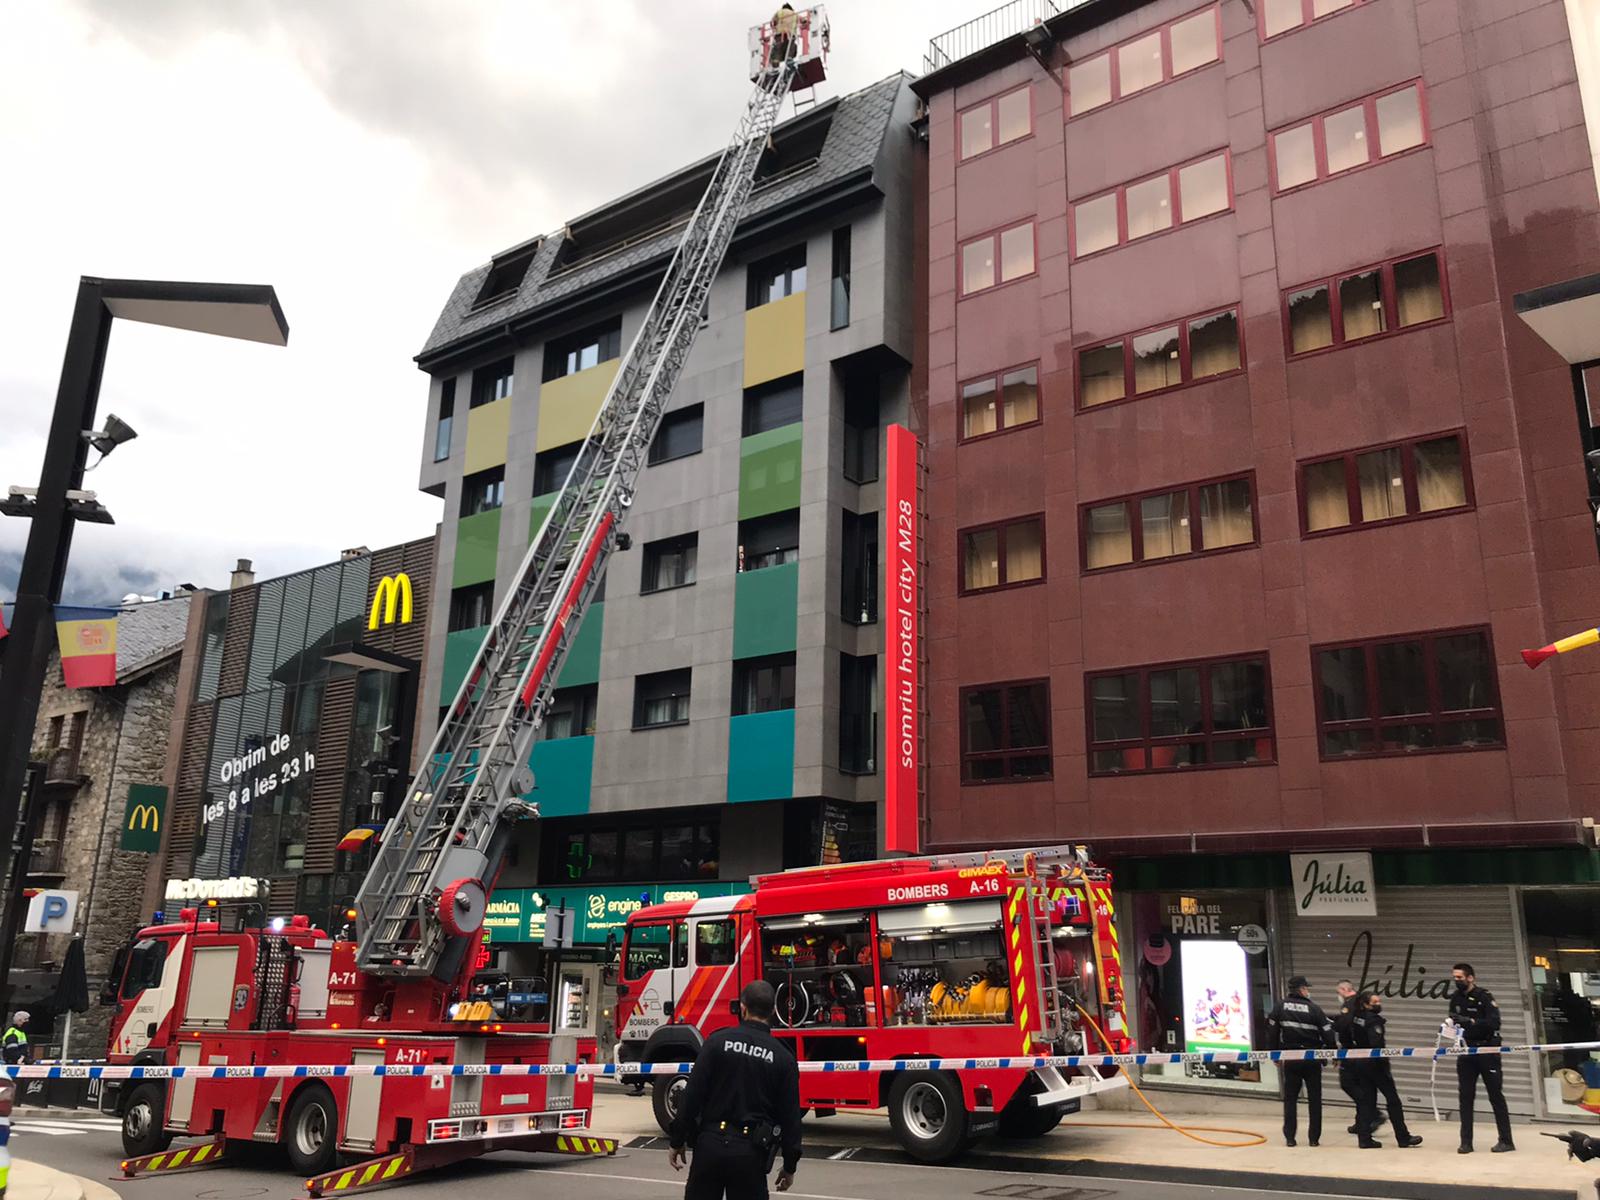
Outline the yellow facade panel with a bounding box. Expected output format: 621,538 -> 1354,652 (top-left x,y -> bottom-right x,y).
537,359 -> 620,451
463,396 -> 511,474
742,292 -> 806,389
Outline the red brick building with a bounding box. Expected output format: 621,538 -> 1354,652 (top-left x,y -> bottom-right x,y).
911,0 -> 1600,1116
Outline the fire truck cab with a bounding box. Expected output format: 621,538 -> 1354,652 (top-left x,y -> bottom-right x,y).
616,847 -> 1130,1162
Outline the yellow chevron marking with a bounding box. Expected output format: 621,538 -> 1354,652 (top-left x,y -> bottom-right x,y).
1022,1032 -> 1032,1055
169,1150 -> 190,1168
1017,978 -> 1026,1002
557,1136 -> 567,1151
589,1138 -> 603,1153
361,1161 -> 381,1185
384,1157 -> 405,1179
337,1169 -> 356,1190
1012,951 -> 1023,975
148,1155 -> 166,1171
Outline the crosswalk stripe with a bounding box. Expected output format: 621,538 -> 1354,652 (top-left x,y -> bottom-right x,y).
13,1118 -> 123,1134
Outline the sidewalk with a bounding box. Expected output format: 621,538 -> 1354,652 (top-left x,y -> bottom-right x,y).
5,1161 -> 119,1200
593,1084 -> 1598,1198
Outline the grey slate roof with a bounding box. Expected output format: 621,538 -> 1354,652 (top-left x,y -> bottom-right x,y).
115,594 -> 193,682
418,72 -> 912,362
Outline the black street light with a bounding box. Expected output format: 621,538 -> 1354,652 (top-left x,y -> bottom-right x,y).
0,277 -> 288,1001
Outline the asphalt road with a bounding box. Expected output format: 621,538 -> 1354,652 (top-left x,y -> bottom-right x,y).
8,1109 -> 1432,1200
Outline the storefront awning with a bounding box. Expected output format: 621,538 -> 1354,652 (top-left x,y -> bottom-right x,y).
321,642 -> 414,673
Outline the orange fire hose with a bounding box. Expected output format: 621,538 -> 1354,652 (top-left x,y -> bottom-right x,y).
1070,1001 -> 1267,1148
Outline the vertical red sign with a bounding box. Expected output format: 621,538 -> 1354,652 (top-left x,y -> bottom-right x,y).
884,424 -> 919,854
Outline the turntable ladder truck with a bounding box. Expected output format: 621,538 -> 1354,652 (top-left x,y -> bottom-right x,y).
102,16 -> 829,1195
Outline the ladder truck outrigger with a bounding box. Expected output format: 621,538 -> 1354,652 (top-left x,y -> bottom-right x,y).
96,13 -> 831,1195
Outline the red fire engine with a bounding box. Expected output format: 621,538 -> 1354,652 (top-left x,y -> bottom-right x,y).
616,846 -> 1132,1162
90,14 -> 833,1193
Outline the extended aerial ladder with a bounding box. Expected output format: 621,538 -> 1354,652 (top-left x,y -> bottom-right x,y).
355,10 -> 831,980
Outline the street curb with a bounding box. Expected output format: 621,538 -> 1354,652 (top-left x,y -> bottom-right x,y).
623,1136 -> 1576,1200
7,1159 -> 121,1200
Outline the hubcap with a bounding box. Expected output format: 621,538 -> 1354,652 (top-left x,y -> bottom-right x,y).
902,1082 -> 947,1140
664,1076 -> 687,1121
125,1102 -> 152,1141
296,1104 -> 328,1156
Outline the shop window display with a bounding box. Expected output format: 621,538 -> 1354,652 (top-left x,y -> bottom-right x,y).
1524,889 -> 1600,1118
1130,891 -> 1278,1092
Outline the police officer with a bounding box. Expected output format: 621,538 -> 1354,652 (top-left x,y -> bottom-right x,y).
1447,962 -> 1514,1154
1266,976 -> 1334,1147
2,1011 -> 28,1065
1349,990 -> 1423,1149
669,981 -> 802,1200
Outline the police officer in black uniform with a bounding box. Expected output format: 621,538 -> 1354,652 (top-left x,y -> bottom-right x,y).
1448,962 -> 1515,1154
1349,989 -> 1424,1149
670,980 -> 802,1200
1267,976 -> 1334,1146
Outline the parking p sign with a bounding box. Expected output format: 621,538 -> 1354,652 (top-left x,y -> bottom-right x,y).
24,889 -> 78,933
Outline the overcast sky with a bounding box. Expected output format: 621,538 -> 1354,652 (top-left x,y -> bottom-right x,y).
0,1 -> 991,605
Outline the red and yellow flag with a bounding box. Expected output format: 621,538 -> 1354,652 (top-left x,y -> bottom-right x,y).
55,606 -> 118,687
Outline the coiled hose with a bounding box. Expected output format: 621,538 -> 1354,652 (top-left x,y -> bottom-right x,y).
1068,1000 -> 1267,1148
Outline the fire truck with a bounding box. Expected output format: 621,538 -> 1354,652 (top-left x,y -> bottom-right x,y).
92,13 -> 833,1192
616,846 -> 1132,1163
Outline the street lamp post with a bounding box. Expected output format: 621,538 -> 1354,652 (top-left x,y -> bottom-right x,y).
0,277 -> 288,1005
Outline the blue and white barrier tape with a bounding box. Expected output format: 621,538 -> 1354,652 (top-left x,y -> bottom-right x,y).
5,1041 -> 1597,1081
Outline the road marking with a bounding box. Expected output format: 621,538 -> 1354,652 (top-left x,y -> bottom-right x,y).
11,1117 -> 122,1135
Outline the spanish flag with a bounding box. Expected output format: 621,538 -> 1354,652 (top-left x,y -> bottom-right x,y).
55,606 -> 118,687
336,824 -> 383,852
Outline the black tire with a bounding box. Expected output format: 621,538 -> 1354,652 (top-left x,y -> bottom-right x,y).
120,1082 -> 171,1157
284,1085 -> 339,1176
651,1072 -> 689,1136
996,1093 -> 1065,1139
887,1072 -> 970,1163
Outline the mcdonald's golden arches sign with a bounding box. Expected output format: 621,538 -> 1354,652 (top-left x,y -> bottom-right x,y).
122,783 -> 166,853
368,573 -> 414,631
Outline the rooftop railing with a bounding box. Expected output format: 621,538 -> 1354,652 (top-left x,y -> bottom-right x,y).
924,0 -> 1061,74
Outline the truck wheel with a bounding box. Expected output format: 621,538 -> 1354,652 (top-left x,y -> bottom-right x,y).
651,1073 -> 689,1135
120,1083 -> 171,1157
887,1072 -> 969,1163
284,1085 -> 339,1175
996,1075 -> 1065,1139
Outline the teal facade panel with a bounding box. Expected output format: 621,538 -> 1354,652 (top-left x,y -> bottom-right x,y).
527,735 -> 594,817
727,709 -> 795,803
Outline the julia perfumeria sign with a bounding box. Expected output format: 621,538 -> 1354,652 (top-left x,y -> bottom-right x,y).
1291,851 -> 1377,917
884,424 -> 919,854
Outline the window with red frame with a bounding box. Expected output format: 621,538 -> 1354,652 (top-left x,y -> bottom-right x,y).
1078,307 -> 1241,408
961,222 -> 1036,294
1072,152 -> 1230,257
1260,0 -> 1370,40
1301,431 -> 1471,534
1083,474 -> 1255,570
1314,627 -> 1502,758
1271,81 -> 1425,192
1088,654 -> 1272,773
1285,249 -> 1446,356
1067,5 -> 1221,116
961,364 -> 1040,440
960,86 -> 1032,159
961,515 -> 1045,593
962,680 -> 1052,782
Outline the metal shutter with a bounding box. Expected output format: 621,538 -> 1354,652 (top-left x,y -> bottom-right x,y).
1282,885 -> 1535,1115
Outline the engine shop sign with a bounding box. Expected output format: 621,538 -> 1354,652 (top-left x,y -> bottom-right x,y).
1290,851 -> 1377,917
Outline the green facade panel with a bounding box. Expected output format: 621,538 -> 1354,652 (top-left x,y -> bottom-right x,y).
440,625 -> 488,706
557,601 -> 604,688
529,491 -> 557,543
453,509 -> 502,587
732,563 -> 798,658
738,423 -> 803,520
526,735 -> 594,817
726,710 -> 795,803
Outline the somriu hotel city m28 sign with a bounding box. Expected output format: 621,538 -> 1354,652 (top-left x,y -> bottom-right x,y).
885,424 -> 919,854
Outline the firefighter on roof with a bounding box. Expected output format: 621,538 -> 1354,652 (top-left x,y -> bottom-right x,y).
669,980 -> 802,1199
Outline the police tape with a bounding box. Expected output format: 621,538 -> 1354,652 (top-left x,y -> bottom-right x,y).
8,1041 -> 1600,1081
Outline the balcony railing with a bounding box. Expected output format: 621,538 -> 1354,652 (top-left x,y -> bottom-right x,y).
45,746 -> 81,783
924,0 -> 1062,74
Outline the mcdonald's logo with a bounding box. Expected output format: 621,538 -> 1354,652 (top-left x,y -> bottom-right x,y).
121,783 -> 166,852
128,804 -> 160,833
368,573 -> 414,631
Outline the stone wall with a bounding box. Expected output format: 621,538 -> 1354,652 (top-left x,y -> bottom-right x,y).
23,652 -> 180,1057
